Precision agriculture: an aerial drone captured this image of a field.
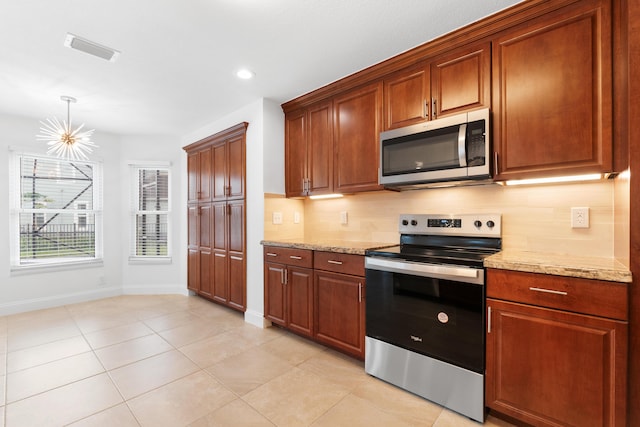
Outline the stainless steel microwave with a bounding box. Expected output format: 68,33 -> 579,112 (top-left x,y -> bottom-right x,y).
379,108 -> 491,189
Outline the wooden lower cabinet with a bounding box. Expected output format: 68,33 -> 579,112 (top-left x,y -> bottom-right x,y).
264,247 -> 314,337
486,269 -> 628,427
314,270 -> 365,359
263,247 -> 366,358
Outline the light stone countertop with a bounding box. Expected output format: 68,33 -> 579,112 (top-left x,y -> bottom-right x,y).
260,239 -> 396,256
484,250 -> 632,283
261,239 -> 632,283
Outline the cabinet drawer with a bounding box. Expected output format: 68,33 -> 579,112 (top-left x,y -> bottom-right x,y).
487,269 -> 628,321
263,246 -> 313,268
314,251 -> 364,276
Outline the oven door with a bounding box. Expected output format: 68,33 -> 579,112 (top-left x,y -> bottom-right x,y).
365,256 -> 485,373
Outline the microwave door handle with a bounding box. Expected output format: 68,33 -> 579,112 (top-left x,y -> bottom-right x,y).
458,123 -> 467,167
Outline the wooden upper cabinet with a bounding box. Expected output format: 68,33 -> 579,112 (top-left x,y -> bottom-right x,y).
383,66 -> 430,130
284,110 -> 306,197
333,81 -> 383,193
307,102 -> 333,195
492,0 -> 612,181
284,101 -> 333,197
431,42 -> 490,119
227,135 -> 245,199
383,42 -> 490,130
213,135 -> 245,201
187,146 -> 212,203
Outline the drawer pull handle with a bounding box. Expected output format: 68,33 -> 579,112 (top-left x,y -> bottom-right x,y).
266,253 -> 278,257
529,287 -> 568,296
327,260 -> 343,265
214,253 -> 226,258
289,255 -> 303,260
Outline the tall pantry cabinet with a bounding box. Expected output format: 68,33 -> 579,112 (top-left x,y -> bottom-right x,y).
184,122 -> 248,312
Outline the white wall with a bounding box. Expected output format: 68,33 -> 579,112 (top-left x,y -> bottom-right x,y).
119,134 -> 186,295
0,113 -> 124,314
181,98 -> 283,327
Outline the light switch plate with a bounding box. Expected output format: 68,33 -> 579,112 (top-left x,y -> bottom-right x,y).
340,211 -> 348,225
294,211 -> 301,224
571,207 -> 589,228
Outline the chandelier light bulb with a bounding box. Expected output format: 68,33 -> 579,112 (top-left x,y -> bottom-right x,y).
36,96 -> 98,161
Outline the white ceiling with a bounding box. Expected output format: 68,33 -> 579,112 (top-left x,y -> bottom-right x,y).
0,0 -> 523,137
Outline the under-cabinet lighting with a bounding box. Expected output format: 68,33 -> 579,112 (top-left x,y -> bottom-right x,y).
309,193 -> 344,200
504,173 -> 604,186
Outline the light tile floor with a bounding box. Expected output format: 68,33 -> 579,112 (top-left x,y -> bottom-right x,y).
0,295 -> 516,426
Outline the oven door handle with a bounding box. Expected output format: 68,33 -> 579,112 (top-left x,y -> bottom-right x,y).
365,256 -> 480,280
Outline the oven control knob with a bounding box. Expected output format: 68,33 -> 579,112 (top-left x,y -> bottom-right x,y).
474,220 -> 482,228
401,219 -> 409,226
487,220 -> 495,228
410,220 -> 418,226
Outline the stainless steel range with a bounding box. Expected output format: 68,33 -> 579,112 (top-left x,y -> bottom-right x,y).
364,213 -> 502,423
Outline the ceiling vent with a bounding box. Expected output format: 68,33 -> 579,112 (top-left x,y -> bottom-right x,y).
64,33 -> 120,62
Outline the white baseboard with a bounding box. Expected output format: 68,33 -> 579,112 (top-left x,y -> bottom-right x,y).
121,284 -> 189,296
244,308 -> 270,328
0,287 -> 121,316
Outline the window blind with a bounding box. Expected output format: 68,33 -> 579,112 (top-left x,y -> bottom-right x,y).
13,154 -> 102,265
131,166 -> 170,258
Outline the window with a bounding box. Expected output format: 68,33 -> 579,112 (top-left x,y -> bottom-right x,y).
10,153 -> 103,268
130,164 -> 171,261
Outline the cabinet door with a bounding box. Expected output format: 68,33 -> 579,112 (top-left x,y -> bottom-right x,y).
486,298 -> 627,427
264,262 -> 286,326
333,82 -> 383,193
314,271 -> 365,359
287,266 -> 313,337
211,202 -> 228,304
198,204 -> 213,297
285,110 -> 307,197
187,248 -> 199,292
187,152 -> 199,203
431,42 -> 490,119
227,135 -> 245,200
228,200 -> 245,311
187,201 -> 199,291
383,66 -> 430,130
307,101 -> 333,195
492,0 -> 612,180
212,141 -> 228,201
198,147 -> 212,202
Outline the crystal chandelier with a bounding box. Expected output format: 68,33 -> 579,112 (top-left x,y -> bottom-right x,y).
36,96 -> 97,161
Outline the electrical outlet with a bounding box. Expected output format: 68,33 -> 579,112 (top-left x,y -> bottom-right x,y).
294,211 -> 301,224
272,211 -> 283,225
340,211 -> 348,225
571,207 -> 589,229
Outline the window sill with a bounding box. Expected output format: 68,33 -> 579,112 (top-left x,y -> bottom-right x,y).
128,256 -> 172,265
10,259 -> 104,276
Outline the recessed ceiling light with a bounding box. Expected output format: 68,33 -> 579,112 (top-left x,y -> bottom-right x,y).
236,69 -> 255,79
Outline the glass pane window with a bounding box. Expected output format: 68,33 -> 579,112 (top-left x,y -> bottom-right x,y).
12,154 -> 102,266
131,167 -> 170,258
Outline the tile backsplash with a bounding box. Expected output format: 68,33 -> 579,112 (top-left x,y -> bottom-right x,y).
265,179 -> 624,259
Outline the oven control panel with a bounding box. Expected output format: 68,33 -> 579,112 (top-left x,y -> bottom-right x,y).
399,213 -> 501,237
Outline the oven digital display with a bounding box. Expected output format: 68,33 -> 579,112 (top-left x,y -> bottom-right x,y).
427,218 -> 462,228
